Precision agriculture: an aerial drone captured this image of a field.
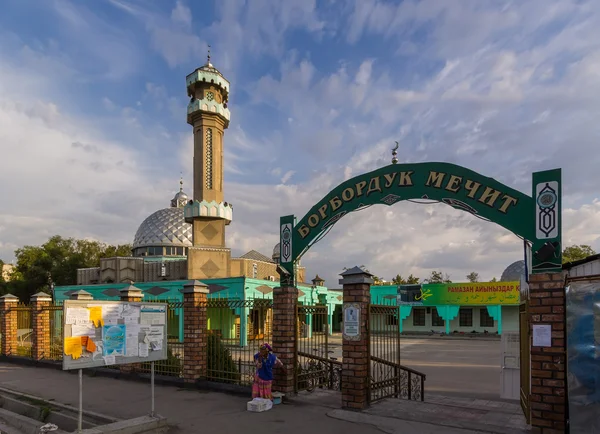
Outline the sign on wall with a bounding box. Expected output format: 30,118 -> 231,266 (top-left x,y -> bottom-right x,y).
62,300 -> 168,370
419,282 -> 521,306
343,303 -> 361,340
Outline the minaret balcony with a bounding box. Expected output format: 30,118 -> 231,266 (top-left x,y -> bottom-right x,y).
186,69 -> 230,95
187,99 -> 231,124
184,200 -> 233,225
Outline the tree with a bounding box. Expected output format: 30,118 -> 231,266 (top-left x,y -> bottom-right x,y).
8,235 -> 133,300
406,274 -> 420,284
466,272 -> 480,283
562,244 -> 596,264
490,277 -> 498,282
392,274 -> 406,285
424,270 -> 452,284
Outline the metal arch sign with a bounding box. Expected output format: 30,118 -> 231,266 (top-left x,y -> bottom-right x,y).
280,162 -> 561,283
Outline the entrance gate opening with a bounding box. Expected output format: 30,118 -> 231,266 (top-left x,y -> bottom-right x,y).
279,158 -> 562,421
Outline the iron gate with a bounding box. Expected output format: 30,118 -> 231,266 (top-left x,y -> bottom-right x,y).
295,304 -> 342,392
368,304 -> 425,403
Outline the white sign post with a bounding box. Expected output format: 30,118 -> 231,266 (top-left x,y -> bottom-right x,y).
343,303 -> 361,340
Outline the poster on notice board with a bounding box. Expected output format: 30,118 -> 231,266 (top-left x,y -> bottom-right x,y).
62,300 -> 168,370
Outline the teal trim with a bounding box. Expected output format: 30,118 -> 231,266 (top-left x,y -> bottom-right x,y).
142,256 -> 187,263
487,305 -> 503,335
399,305 -> 412,334
436,305 -> 460,335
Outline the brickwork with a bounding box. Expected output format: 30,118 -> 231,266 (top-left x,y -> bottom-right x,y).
272,284 -> 298,394
341,280 -> 371,410
31,293 -> 52,360
528,272 -> 567,434
0,295 -> 18,356
182,280 -> 209,384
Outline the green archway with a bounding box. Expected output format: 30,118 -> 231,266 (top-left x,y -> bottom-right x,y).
279,161 -> 561,285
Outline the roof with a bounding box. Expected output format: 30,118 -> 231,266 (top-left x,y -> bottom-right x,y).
562,253 -> 600,269
238,250 -> 273,263
340,266 -> 373,277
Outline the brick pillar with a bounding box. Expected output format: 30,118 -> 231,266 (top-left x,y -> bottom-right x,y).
528,272 -> 567,434
31,292 -> 52,360
120,285 -> 144,303
182,280 -> 209,384
70,290 -> 93,301
272,284 -> 298,394
340,266 -> 373,410
119,285 -> 143,374
0,294 -> 19,356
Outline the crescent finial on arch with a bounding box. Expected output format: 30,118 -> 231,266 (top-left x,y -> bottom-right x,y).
392,141 -> 399,152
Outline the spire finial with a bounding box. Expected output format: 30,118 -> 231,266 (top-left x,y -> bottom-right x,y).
179,172 -> 183,192
207,44 -> 211,65
391,141 -> 399,164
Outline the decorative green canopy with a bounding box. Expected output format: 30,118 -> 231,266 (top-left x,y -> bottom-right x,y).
279,162 -> 561,285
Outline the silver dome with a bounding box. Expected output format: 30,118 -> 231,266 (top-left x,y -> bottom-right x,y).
133,207 -> 192,249
501,260 -> 526,282
272,243 -> 280,260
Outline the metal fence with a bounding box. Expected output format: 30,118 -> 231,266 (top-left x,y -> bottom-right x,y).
368,304 -> 425,402
295,304 -> 341,393
14,304 -> 32,358
206,299 -> 273,386
44,303 -> 63,361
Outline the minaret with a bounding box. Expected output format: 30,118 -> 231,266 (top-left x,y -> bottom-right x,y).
183,48 -> 233,279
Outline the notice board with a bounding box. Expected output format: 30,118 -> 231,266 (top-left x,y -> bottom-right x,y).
62,300 -> 168,370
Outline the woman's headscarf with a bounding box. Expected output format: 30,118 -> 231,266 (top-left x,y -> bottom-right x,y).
260,343 -> 272,352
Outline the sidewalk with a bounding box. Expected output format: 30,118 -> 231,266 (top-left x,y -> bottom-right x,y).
0,362 -> 496,433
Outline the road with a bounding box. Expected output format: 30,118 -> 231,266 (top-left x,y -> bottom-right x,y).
300,335 -> 503,400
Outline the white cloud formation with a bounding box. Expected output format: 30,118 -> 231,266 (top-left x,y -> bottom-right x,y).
0,0 -> 599,293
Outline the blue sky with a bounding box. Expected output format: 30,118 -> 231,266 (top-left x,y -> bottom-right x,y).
1,0 -> 599,285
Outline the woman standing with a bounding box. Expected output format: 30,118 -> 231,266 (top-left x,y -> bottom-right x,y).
253,343 -> 284,400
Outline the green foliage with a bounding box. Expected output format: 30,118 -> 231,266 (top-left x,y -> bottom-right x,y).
562,244 -> 596,264
424,270 -> 452,284
392,274 -> 420,285
207,333 -> 240,383
490,277 -> 498,282
6,235 -> 133,300
466,272 -> 480,283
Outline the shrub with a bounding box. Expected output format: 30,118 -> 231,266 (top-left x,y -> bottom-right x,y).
207,333 -> 241,384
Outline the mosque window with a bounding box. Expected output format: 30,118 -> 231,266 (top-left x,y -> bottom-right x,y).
413,308 -> 426,326
432,308 -> 445,326
148,247 -> 163,256
206,128 -> 213,189
479,309 -> 495,327
176,247 -> 184,256
459,308 -> 473,327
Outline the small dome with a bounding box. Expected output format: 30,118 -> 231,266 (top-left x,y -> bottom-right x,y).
272,243 -> 280,259
170,179 -> 189,208
133,208 -> 192,249
501,260 -> 526,282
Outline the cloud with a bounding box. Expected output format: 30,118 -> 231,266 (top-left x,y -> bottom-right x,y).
109,0 -> 205,68
1,0 -> 599,295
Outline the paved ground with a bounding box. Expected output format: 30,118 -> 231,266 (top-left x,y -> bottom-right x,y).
0,362 -> 503,434
314,335 -> 503,399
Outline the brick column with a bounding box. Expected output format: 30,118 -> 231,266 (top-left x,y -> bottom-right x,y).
340,266 -> 373,410
31,292 -> 52,360
182,280 -> 209,384
120,285 -> 144,303
119,285 -> 143,374
528,272 -> 567,434
0,294 -> 18,356
272,284 -> 298,394
70,290 -> 93,301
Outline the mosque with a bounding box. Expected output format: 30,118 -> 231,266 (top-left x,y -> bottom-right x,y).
54,54 -> 522,342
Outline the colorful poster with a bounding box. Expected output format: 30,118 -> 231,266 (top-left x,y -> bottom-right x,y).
419,281 -> 521,306
102,324 -> 126,356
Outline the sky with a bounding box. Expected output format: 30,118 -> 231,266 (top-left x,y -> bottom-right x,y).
0,0 -> 599,286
